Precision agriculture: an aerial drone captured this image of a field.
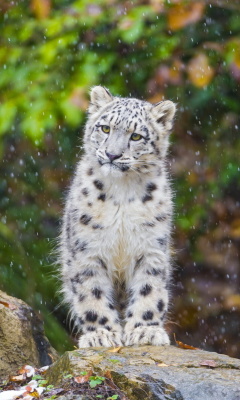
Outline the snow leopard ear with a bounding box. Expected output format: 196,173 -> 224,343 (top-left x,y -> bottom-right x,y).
89,86 -> 113,114
151,100 -> 176,132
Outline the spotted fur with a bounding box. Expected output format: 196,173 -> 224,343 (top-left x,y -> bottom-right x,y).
59,86 -> 176,348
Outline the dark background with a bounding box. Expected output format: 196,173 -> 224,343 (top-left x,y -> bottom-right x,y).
0,0 -> 239,357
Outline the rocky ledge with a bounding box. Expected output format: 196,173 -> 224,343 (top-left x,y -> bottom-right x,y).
46,345 -> 240,400
0,290 -> 58,379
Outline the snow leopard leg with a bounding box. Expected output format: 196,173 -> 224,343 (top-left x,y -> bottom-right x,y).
62,258 -> 123,348
123,254 -> 170,346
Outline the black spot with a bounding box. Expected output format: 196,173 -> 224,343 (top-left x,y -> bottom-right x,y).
98,258 -> 107,270
98,193 -> 106,202
79,294 -> 86,302
128,197 -> 135,203
66,221 -> 71,240
71,283 -> 77,294
108,303 -> 114,310
142,194 -> 153,203
161,311 -> 166,321
93,180 -> 104,190
87,168 -> 93,176
134,322 -> 143,328
99,316 -> 108,325
78,317 -> 84,325
71,273 -> 80,284
140,284 -> 152,296
80,214 -> 92,225
82,188 -> 89,196
142,311 -> 154,321
157,300 -> 164,312
135,255 -> 144,271
105,325 -> 112,331
142,222 -> 155,227
81,269 -> 95,277
119,165 -> 129,172
99,339 -> 103,346
87,202 -> 93,207
92,288 -> 102,299
147,322 -> 159,326
92,224 -> 103,229
74,239 -> 88,252
157,237 -> 167,247
155,214 -> 168,222
146,182 -> 157,193
87,326 -> 96,332
85,311 -> 98,322
139,332 -> 145,340
150,140 -> 160,155
146,268 -> 162,276
120,302 -> 125,310
127,311 -> 133,318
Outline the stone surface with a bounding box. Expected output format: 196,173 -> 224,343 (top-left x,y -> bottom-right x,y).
0,290 -> 58,379
46,345 -> 240,400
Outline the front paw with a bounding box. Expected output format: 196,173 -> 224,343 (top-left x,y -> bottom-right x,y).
124,326 -> 170,346
78,328 -> 123,348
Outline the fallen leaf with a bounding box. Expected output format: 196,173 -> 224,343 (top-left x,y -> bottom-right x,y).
167,3 -> 205,31
157,362 -> 168,367
9,374 -> 26,382
200,360 -> 217,368
0,300 -> 17,310
38,365 -> 49,374
74,370 -> 93,384
108,346 -> 122,353
174,333 -> 198,350
28,389 -> 40,397
104,370 -> 113,380
17,365 -> 36,378
187,53 -> 214,87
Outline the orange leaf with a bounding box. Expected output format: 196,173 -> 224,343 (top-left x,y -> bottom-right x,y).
74,370 -> 93,384
0,300 -> 17,310
104,370 -> 113,380
200,360 -> 217,368
104,370 -> 119,391
108,346 -> 122,353
27,390 -> 40,398
187,53 -> 214,88
9,374 -> 26,382
31,0 -> 51,19
174,333 -> 198,350
168,3 -> 205,31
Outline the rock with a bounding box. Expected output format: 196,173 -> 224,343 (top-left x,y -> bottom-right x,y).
0,290 -> 58,380
46,345 -> 240,400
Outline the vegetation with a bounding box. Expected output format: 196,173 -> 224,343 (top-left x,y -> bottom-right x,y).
0,0 -> 240,356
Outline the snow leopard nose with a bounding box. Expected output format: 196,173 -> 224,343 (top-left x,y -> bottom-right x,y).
106,151 -> 122,162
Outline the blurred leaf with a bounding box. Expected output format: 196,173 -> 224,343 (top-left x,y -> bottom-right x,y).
187,53 -> 214,87
200,360 -> 217,368
167,3 -> 205,31
0,101 -> 16,135
31,0 -> 51,19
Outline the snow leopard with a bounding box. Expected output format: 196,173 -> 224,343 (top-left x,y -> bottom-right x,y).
59,86 -> 176,348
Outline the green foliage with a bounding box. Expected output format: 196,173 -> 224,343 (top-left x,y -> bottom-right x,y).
89,375 -> 105,388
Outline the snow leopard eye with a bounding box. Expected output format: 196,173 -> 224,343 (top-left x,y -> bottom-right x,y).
101,125 -> 110,134
130,133 -> 142,141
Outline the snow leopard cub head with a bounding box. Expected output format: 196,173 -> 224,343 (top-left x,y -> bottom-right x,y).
84,86 -> 176,175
